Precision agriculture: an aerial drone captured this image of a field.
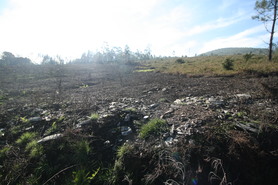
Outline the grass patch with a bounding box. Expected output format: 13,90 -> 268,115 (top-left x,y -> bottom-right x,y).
25,140 -> 43,158
0,146 -> 11,158
143,55 -> 278,76
16,132 -> 37,145
117,144 -> 133,159
139,118 -> 167,139
90,113 -> 99,120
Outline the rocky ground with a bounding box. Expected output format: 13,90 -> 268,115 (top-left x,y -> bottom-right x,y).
0,63 -> 278,185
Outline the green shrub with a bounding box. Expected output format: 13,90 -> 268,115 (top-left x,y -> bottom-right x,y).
72,168 -> 99,185
222,58 -> 234,70
25,140 -> 43,158
175,58 -> 186,64
139,118 -> 167,139
243,52 -> 254,62
73,140 -> 91,165
16,132 -> 37,145
0,146 -> 11,158
89,113 -> 99,120
117,144 -> 133,159
20,116 -> 29,124
45,121 -> 58,135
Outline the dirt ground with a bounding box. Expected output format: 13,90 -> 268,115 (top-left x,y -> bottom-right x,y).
0,63 -> 278,185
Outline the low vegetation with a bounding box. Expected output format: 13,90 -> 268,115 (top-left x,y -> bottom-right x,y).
139,118 -> 167,139
0,50 -> 278,185
90,113 -> 99,120
144,54 -> 278,76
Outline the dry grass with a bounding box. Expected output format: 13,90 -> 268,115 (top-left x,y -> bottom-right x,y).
143,55 -> 278,76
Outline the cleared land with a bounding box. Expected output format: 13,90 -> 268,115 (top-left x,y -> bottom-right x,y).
0,59 -> 278,185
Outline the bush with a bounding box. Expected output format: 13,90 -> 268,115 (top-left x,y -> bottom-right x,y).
243,52 -> 253,62
72,168 -> 99,185
117,144 -> 133,159
139,118 -> 167,139
25,140 -> 43,158
175,58 -> 186,64
16,132 -> 37,145
222,58 -> 234,70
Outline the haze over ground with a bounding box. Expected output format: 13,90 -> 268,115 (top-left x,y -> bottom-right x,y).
0,0 -> 272,62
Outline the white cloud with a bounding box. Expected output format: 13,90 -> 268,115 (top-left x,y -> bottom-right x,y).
218,0 -> 237,11
185,12 -> 247,36
198,25 -> 268,54
0,0 -> 269,60
0,0 -> 166,60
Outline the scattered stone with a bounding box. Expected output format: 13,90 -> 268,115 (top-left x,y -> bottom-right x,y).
165,137 -> 173,146
143,115 -> 149,120
170,124 -> 175,136
0,128 -> 5,137
162,88 -> 167,92
174,99 -> 184,105
149,103 -> 159,109
28,117 -> 42,123
121,126 -> 132,136
104,140 -> 110,144
206,97 -> 225,107
25,126 -> 34,131
236,94 -> 251,99
124,114 -> 131,122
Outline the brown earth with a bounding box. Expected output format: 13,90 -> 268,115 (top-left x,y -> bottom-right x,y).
0,63 -> 278,185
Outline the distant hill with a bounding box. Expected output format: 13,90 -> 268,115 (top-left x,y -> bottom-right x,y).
200,47 -> 268,56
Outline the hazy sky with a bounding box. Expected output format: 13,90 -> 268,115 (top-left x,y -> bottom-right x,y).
0,0 -> 273,61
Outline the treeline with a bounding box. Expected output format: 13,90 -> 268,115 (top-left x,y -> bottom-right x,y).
69,45 -> 153,64
0,52 -> 33,66
0,45 -> 155,66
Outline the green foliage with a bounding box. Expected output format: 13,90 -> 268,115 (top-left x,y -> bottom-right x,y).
45,121 -> 58,135
139,118 -> 167,139
73,140 -> 91,165
175,58 -> 186,64
159,98 -> 168,102
57,115 -> 65,122
16,132 -> 37,145
25,140 -> 43,158
222,58 -> 234,70
0,146 -> 11,158
20,116 -> 29,124
89,113 -> 99,120
0,95 -> 6,105
72,168 -> 99,185
10,125 -> 22,135
243,52 -> 254,62
117,144 -> 133,159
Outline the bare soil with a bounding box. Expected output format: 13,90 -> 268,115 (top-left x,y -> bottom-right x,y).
0,63 -> 278,185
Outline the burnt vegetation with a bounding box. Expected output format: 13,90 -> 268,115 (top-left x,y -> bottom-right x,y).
0,49 -> 278,185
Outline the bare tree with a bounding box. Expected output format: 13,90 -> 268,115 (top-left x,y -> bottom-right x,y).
252,0 -> 278,61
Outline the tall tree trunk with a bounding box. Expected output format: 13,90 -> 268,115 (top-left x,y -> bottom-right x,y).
269,0 -> 278,61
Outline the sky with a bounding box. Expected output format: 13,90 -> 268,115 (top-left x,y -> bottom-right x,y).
0,0 -> 274,62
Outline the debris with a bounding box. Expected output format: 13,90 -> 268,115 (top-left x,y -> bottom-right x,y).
38,133 -> 63,143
